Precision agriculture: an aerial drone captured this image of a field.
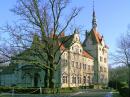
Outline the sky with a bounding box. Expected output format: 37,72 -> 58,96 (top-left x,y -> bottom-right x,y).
0,0 -> 130,54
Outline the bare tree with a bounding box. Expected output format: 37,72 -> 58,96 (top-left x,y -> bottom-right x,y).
0,0 -> 81,88
111,33 -> 130,90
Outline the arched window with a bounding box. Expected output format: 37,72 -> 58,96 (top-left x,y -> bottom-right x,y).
62,76 -> 68,83
100,66 -> 103,72
83,76 -> 86,84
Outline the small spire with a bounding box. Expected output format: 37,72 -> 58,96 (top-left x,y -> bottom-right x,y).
74,28 -> 79,34
85,30 -> 88,38
92,0 -> 97,29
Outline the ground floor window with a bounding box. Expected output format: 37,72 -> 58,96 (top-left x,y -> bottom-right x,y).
83,76 -> 86,84
72,76 -> 76,84
62,76 -> 68,83
77,76 -> 81,84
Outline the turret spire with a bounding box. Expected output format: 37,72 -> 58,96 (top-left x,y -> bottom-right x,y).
92,0 -> 97,29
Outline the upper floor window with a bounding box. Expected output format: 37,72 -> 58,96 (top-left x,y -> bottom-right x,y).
102,48 -> 105,54
100,66 -> 103,72
63,52 -> 67,58
104,58 -> 107,63
76,62 -> 78,68
88,65 -> 90,70
80,63 -> 82,69
100,56 -> 103,62
64,59 -> 67,65
84,64 -> 86,69
75,36 -> 79,41
72,61 -> 74,67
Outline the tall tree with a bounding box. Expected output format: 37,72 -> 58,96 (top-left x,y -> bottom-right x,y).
0,0 -> 81,88
111,33 -> 130,91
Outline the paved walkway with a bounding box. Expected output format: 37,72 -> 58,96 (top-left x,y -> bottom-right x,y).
105,92 -> 113,97
0,89 -> 119,97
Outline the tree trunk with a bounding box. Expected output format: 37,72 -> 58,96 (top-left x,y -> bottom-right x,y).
44,69 -> 49,88
48,54 -> 55,88
49,68 -> 54,88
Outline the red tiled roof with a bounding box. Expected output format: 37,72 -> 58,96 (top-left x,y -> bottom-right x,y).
92,28 -> 103,44
91,28 -> 109,49
58,42 -> 65,50
82,51 -> 93,59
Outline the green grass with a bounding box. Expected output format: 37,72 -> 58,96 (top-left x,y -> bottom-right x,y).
112,92 -> 122,97
0,89 -> 123,97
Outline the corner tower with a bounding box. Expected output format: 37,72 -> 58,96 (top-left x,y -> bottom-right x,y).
83,1 -> 109,87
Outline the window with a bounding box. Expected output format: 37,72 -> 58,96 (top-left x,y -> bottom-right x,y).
100,56 -> 103,62
79,77 -> 81,83
83,64 -> 86,69
84,64 -> 86,69
104,58 -> 107,63
62,76 -> 68,83
72,76 -> 76,84
88,65 -> 90,70
76,62 -> 78,68
102,48 -> 105,54
77,76 -> 81,84
83,76 -> 86,84
72,61 -> 74,67
77,76 -> 80,84
100,66 -> 103,72
65,60 -> 68,65
80,63 -> 82,69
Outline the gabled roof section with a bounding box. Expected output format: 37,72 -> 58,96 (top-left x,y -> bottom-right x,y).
90,28 -> 102,44
89,28 -> 109,48
82,50 -> 93,60
59,34 -> 74,49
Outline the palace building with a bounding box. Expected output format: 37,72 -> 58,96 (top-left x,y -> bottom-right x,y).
0,9 -> 108,88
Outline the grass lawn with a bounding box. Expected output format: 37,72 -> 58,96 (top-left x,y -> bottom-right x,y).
0,89 -> 122,97
112,92 -> 122,97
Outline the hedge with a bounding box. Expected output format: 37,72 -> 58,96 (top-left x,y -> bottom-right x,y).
0,86 -> 79,94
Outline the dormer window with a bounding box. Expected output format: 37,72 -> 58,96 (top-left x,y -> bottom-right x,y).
75,36 -> 79,41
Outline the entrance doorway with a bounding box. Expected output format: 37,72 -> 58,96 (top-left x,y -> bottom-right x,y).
34,73 -> 39,87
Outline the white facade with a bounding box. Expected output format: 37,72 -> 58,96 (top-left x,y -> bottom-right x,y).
83,28 -> 109,85
60,32 -> 94,88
